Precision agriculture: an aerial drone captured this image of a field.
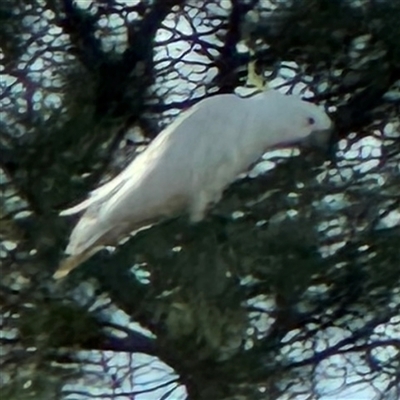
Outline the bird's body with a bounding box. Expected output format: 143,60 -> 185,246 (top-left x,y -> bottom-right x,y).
55,90 -> 332,279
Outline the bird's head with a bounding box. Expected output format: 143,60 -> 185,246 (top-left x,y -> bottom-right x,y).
262,90 -> 334,151
296,101 -> 333,150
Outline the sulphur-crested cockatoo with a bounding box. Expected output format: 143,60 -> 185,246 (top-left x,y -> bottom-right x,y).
54,89 -> 332,279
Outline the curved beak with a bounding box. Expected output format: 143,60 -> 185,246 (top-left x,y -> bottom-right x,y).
304,121 -> 334,150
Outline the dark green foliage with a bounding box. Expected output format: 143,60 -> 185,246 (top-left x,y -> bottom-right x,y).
1,1 -> 399,399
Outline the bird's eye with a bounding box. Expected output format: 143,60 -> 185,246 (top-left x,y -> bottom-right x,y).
308,117 -> 315,125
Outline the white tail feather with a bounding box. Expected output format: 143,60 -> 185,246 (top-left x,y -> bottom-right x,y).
53,246 -> 101,279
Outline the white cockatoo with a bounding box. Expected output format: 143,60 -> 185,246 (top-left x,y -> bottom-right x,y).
54,89 -> 332,279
